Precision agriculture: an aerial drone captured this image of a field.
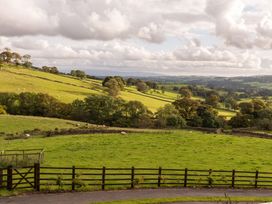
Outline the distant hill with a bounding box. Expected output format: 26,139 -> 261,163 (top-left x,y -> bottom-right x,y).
0,64 -> 236,118
0,64 -> 172,112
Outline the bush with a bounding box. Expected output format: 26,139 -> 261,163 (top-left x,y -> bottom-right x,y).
0,105 -> 6,114
256,118 -> 272,130
155,104 -> 186,128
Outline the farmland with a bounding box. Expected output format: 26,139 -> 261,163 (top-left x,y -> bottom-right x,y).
0,65 -> 235,116
0,115 -> 87,134
0,123 -> 271,171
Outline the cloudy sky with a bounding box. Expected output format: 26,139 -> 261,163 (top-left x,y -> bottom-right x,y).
1,0 -> 272,76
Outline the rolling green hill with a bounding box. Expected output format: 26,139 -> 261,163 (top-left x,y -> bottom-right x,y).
0,64 -> 236,117
0,115 -> 88,134
0,65 -> 170,112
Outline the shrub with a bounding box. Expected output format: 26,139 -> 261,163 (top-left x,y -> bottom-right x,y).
0,105 -> 6,114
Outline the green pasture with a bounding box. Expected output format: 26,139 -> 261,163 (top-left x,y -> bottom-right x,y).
0,115 -> 87,134
1,128 -> 271,171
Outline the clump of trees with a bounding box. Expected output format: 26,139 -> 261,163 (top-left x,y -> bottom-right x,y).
136,81 -> 149,93
0,90 -> 227,129
229,99 -> 272,130
179,87 -> 192,98
42,66 -> 59,74
126,78 -> 159,93
70,69 -> 86,79
0,92 -> 154,128
0,92 -> 68,118
102,76 -> 126,97
0,48 -> 32,67
155,104 -> 186,128
173,97 -> 225,128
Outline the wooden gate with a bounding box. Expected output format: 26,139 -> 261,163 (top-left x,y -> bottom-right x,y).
0,164 -> 40,190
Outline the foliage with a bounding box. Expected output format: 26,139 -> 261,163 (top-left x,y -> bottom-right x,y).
179,87 -> 192,98
42,66 -> 59,74
136,81 -> 149,93
172,97 -> 200,119
102,76 -> 125,90
205,94 -> 220,108
229,99 -> 271,129
155,104 -> 186,128
0,48 -> 32,67
70,69 -> 86,79
0,92 -> 69,118
0,105 -> 6,114
104,78 -> 122,97
173,98 -> 225,128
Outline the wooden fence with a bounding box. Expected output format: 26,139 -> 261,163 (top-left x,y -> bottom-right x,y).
1,164 -> 272,191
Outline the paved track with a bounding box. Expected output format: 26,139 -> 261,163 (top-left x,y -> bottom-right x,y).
1,188 -> 272,204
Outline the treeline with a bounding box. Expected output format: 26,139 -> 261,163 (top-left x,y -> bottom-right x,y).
229,99 -> 272,130
1,92 -> 271,130
0,92 -> 226,129
0,92 -> 152,128
101,76 -> 163,97
172,86 -> 238,110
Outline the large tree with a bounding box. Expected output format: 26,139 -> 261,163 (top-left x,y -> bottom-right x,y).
179,87 -> 192,98
155,104 -> 186,128
172,97 -> 200,119
104,78 -> 121,97
136,81 -> 149,93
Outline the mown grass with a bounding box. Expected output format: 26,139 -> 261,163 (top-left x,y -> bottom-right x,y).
0,115 -> 87,133
94,196 -> 272,204
0,129 -> 272,171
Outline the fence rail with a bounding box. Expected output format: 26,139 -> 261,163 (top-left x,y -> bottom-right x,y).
1,164 -> 272,191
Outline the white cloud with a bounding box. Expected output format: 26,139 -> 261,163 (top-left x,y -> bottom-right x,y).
0,0 -> 272,75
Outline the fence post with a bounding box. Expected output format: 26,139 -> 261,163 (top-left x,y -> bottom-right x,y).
0,168 -> 2,189
158,167 -> 162,187
102,166 -> 106,190
7,165 -> 12,191
231,169 -> 235,188
34,163 -> 40,191
72,165 -> 76,191
184,168 -> 188,187
255,170 -> 259,188
208,169 -> 212,187
131,166 -> 135,189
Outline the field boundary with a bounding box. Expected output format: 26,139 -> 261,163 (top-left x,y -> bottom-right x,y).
0,164 -> 271,192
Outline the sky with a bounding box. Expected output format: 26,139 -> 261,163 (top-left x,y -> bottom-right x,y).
1,0 -> 272,76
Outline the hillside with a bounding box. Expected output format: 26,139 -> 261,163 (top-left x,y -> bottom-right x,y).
0,115 -> 88,134
0,64 -> 235,117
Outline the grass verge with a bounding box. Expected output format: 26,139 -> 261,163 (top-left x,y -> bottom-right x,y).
93,196 -> 272,204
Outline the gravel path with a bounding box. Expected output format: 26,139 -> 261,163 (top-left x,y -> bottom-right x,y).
1,188 -> 272,204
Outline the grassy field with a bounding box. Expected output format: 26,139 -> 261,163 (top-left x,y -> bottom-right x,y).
95,196 -> 272,204
0,115 -> 88,133
0,65 -> 237,115
1,129 -> 272,171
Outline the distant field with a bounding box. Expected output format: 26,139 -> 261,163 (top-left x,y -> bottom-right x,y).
0,65 -> 236,116
0,65 -> 175,112
1,129 -> 271,170
0,115 -> 87,133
